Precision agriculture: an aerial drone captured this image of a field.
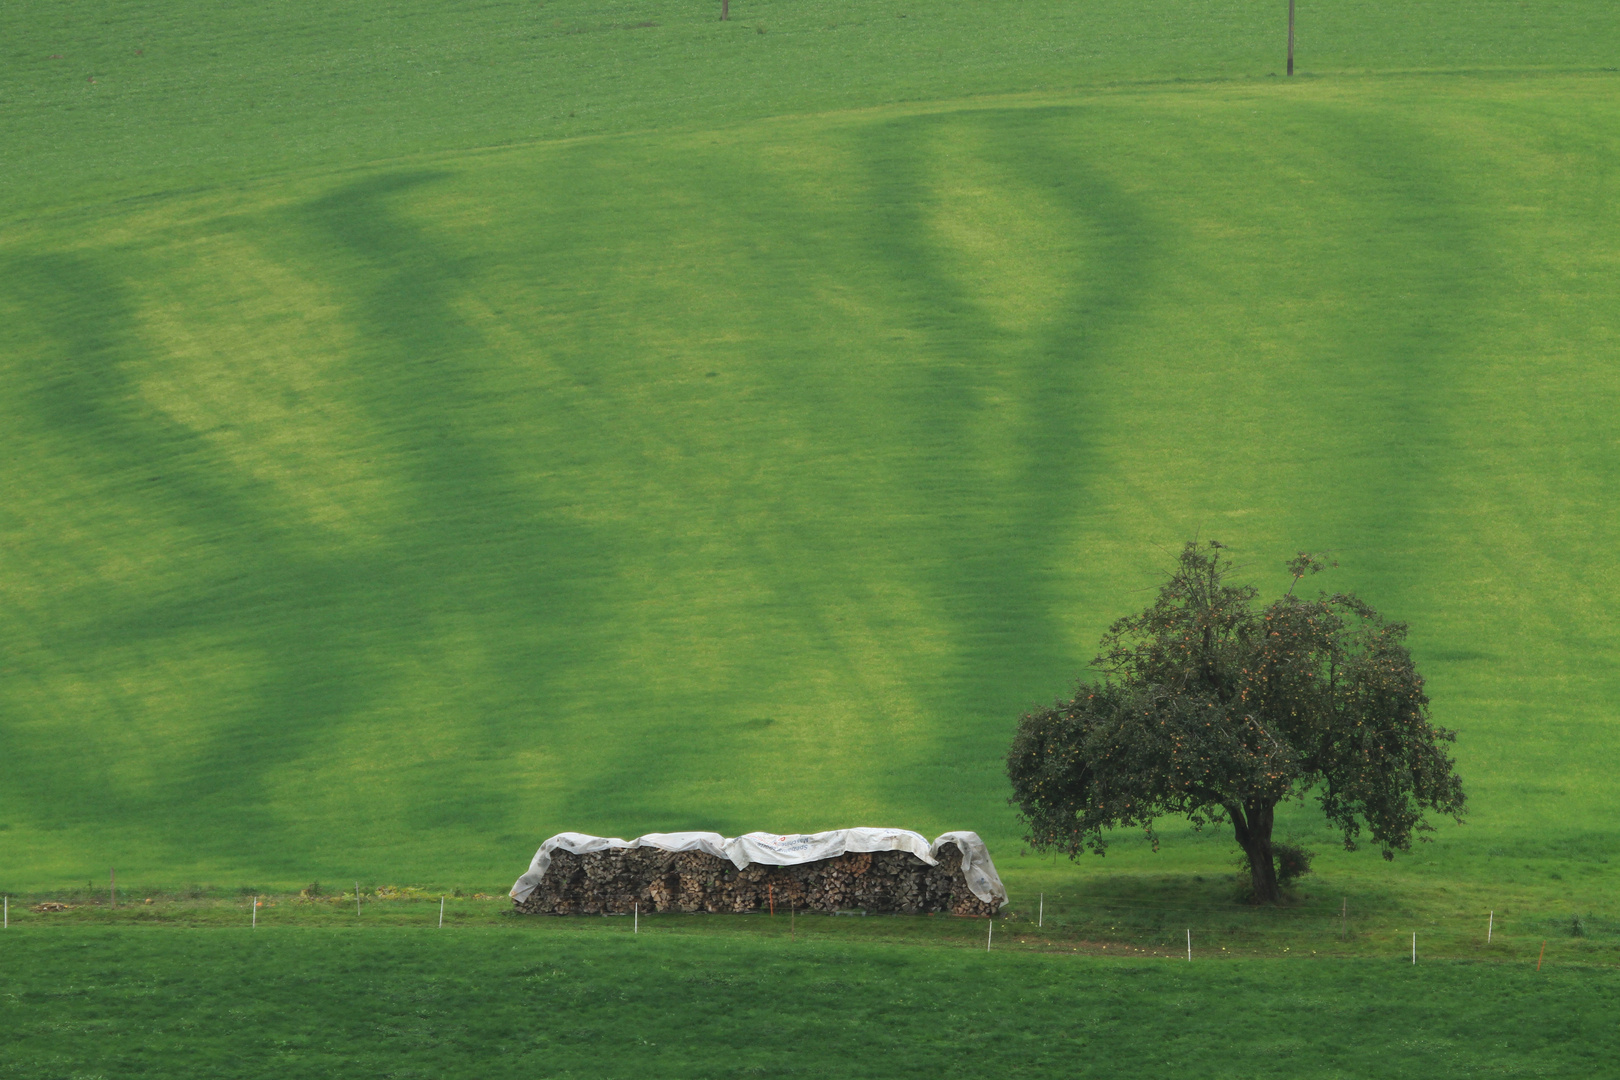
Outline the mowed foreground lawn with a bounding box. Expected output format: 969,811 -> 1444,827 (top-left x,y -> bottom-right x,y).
2,927 -> 1616,1078
2,73 -> 1617,897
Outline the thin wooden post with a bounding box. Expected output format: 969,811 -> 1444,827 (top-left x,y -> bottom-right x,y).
634,902 -> 639,934
1537,941 -> 1546,970
1487,910 -> 1493,943
439,896 -> 445,929
1287,0 -> 1295,76
1039,893 -> 1043,928
721,0 -> 729,20
987,918 -> 993,951
252,896 -> 257,929
1411,932 -> 1416,964
1187,929 -> 1192,961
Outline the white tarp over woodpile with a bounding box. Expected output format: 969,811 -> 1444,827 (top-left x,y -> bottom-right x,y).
510,827 -> 1007,906
724,828 -> 936,870
508,831 -> 727,904
930,831 -> 1004,908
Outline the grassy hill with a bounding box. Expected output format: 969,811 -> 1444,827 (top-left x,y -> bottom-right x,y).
5,0 -> 1619,217
2,2 -> 1618,904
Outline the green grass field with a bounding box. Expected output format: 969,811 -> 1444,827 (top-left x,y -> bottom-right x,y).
4,924 -> 1618,1078
5,3 -> 1620,1076
5,0 -> 1619,217
3,0 -> 1619,927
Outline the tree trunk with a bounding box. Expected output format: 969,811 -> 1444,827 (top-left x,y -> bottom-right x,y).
1226,799 -> 1281,904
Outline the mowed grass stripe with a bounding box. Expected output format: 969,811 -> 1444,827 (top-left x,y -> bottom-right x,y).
0,76 -> 1617,895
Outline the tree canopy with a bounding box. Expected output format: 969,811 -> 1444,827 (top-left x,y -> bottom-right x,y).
1006,542 -> 1466,903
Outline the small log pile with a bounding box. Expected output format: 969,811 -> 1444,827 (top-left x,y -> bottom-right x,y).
514,842 -> 996,918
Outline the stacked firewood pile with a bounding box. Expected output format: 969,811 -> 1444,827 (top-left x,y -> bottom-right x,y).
514,842 -> 996,918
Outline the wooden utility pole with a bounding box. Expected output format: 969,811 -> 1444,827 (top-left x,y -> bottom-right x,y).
721,0 -> 729,20
1287,0 -> 1295,76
